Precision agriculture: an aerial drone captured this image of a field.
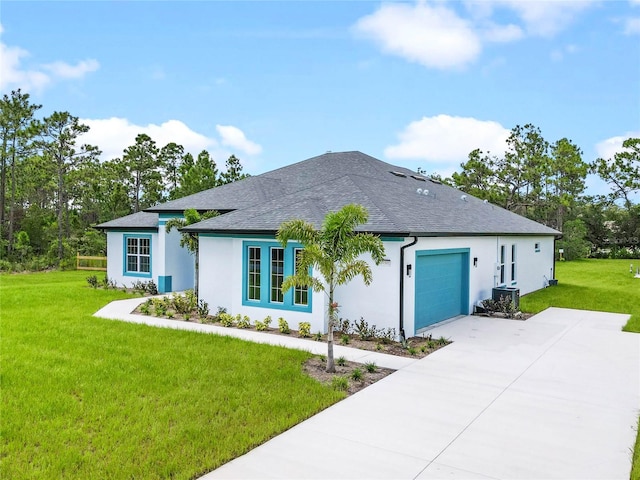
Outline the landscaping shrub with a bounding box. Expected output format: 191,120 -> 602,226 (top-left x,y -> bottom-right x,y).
86,275 -> 99,289
298,322 -> 311,338
219,313 -> 235,327
237,315 -> 251,329
331,376 -> 349,391
278,317 -> 290,334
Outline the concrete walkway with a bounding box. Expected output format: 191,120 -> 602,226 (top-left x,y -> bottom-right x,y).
95,301 -> 640,479
93,296 -> 416,370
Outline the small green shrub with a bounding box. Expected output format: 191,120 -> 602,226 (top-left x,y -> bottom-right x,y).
219,313 -> 235,327
278,317 -> 290,334
340,334 -> 350,345
152,298 -> 167,316
184,289 -> 198,311
377,327 -> 396,344
139,301 -> 151,315
197,299 -> 209,319
101,276 -> 117,289
166,310 -> 175,319
364,362 -> 377,373
254,319 -> 267,331
170,293 -> 188,315
86,275 -> 99,289
408,347 -> 417,356
237,315 -> 251,329
375,343 -> 383,351
436,336 -> 449,346
351,368 -> 363,381
336,318 -> 351,335
336,356 -> 347,366
298,322 -> 311,338
331,376 -> 349,391
313,331 -> 323,342
263,316 -> 272,328
427,340 -> 436,349
420,345 -> 427,353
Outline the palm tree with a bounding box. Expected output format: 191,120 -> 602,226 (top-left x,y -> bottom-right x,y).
276,204 -> 385,372
165,208 -> 218,298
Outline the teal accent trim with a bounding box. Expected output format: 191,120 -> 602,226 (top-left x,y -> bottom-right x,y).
123,234 -> 152,278
158,276 -> 172,293
414,248 -> 470,331
415,248 -> 470,257
159,213 -> 184,220
202,233 -> 275,239
380,237 -> 405,242
241,240 -> 312,313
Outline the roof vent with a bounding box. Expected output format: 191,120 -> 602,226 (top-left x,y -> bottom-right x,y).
461,194 -> 467,201
390,171 -> 407,178
411,175 -> 427,181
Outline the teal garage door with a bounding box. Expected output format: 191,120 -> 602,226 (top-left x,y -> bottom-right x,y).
415,249 -> 469,331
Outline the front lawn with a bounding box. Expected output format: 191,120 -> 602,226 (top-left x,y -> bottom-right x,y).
0,271 -> 343,479
520,258 -> 640,480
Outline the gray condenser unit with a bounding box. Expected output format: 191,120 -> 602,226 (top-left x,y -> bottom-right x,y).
492,287 -> 520,310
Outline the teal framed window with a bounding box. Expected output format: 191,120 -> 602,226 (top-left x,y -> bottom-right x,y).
247,246 -> 261,301
123,235 -> 152,278
242,241 -> 312,312
270,247 -> 284,303
293,248 -> 308,306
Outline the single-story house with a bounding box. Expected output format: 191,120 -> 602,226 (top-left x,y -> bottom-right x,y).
98,151 -> 560,337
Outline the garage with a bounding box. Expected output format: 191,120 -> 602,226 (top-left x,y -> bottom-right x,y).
414,248 -> 470,331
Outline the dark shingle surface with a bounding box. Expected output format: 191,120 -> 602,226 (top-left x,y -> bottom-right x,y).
96,211 -> 158,230
178,151 -> 559,236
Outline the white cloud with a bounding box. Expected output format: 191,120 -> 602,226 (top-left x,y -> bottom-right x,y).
216,125 -> 263,155
488,1 -> 596,37
481,23 -> 524,43
42,59 -> 100,79
595,131 -> 640,160
385,115 -> 511,168
0,24 -> 99,92
623,17 -> 640,35
79,117 -> 262,164
353,1 -> 595,70
352,3 -> 481,70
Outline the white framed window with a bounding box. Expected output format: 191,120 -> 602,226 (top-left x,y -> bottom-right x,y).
499,244 -> 506,284
535,242 -> 541,253
511,244 -> 517,283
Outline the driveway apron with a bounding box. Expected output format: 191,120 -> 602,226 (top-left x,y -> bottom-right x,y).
202,308 -> 640,480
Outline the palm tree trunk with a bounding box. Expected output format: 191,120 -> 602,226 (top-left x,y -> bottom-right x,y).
326,285 -> 336,373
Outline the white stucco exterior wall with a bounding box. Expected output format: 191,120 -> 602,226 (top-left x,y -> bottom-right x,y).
197,234 -> 555,337
161,226 -> 195,292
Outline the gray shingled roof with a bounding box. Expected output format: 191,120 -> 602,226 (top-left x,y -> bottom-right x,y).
179,151 -> 560,237
96,211 -> 158,230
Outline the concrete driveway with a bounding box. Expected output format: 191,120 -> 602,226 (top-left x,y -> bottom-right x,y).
202,308 -> 639,479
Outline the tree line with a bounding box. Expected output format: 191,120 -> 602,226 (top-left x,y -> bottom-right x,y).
0,89 -> 248,269
426,124 -> 639,260
1,89 -> 638,270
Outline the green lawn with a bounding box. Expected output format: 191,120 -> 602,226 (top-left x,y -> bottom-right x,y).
0,271 -> 343,479
520,259 -> 640,332
521,259 -> 640,480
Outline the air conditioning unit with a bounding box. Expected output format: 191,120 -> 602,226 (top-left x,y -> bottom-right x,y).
492,287 -> 520,310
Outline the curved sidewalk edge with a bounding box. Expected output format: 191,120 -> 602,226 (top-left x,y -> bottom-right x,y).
93,296 -> 418,371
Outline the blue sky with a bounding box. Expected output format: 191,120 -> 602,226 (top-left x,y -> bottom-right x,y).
1,1 -> 639,195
